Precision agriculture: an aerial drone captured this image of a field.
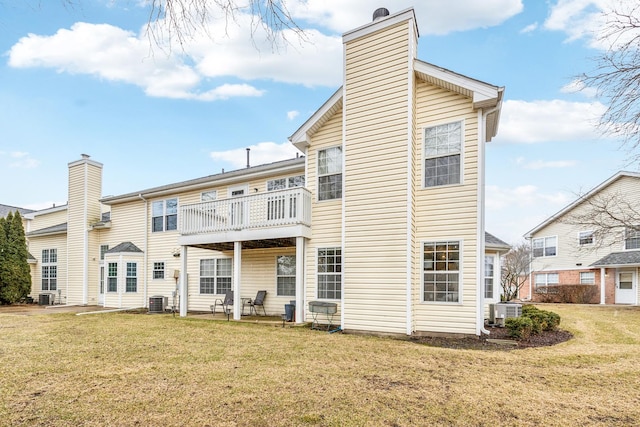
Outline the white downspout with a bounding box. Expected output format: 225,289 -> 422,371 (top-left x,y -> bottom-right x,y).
138,194 -> 148,308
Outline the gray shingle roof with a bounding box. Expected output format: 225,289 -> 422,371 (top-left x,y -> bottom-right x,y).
591,251 -> 640,267
26,223 -> 68,237
106,242 -> 143,254
0,204 -> 35,218
485,231 -> 510,250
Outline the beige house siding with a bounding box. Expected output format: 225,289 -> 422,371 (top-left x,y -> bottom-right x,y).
29,209 -> 67,231
342,20 -> 412,334
412,81 -> 480,335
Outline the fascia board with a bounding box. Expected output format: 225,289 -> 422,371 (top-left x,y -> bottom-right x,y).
342,8 -> 418,43
289,88 -> 342,147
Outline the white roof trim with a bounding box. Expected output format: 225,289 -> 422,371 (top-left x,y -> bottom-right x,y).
342,8 -> 418,43
288,88 -> 343,151
524,171 -> 640,238
24,204 -> 68,220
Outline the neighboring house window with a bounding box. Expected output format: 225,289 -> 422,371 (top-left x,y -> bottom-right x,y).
532,236 -> 557,257
484,255 -> 494,299
153,262 -> 165,280
276,255 -> 296,297
424,121 -> 462,187
317,248 -> 341,299
107,263 -> 118,292
625,228 -> 640,250
318,147 -> 342,201
580,272 -> 595,285
41,249 -> 57,291
126,263 -> 137,293
199,259 -> 232,294
152,198 -> 178,232
534,273 -> 559,294
201,190 -> 217,202
423,241 -> 460,302
267,175 -> 305,191
578,231 -> 594,246
100,245 -> 109,260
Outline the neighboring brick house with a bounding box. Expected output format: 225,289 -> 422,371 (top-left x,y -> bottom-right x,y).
523,171 -> 640,305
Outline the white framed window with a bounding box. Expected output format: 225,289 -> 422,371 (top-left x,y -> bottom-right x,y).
199,259 -> 232,294
267,175 -> 305,191
423,241 -> 460,302
484,255 -> 495,299
276,255 -> 296,296
534,273 -> 559,294
318,147 -> 342,201
580,271 -> 595,285
41,249 -> 57,291
625,228 -> 640,250
424,121 -> 462,188
107,262 -> 118,292
153,262 -> 165,280
201,190 -> 217,202
99,244 -> 109,261
126,262 -> 137,293
578,231 -> 594,246
317,248 -> 341,299
152,198 -> 178,232
532,236 -> 557,257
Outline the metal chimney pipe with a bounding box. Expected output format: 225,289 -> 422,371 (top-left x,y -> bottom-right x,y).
246,148 -> 250,168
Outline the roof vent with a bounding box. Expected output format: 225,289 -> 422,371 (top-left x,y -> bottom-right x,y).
372,8 -> 389,21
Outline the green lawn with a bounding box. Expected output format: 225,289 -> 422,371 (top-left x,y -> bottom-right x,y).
1,304 -> 639,426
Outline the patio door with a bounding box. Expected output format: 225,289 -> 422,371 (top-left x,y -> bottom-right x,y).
98,265 -> 105,305
229,184 -> 248,228
615,270 -> 636,304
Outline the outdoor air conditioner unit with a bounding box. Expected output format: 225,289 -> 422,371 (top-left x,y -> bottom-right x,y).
489,303 -> 522,325
148,295 -> 168,313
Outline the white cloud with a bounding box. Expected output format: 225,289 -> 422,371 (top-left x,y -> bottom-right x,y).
522,159 -> 578,170
288,0 -> 524,35
561,78 -> 599,98
520,22 -> 538,34
495,99 -> 606,143
287,110 -> 300,120
209,141 -> 301,169
2,151 -> 40,169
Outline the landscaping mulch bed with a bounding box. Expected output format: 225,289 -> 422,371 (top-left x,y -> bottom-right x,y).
412,325 -> 573,350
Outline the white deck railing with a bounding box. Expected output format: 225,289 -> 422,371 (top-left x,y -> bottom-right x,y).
179,188 -> 312,235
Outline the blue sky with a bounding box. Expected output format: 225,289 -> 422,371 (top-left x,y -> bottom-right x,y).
0,0 -> 631,244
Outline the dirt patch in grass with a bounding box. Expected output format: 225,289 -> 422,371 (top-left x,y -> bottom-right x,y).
412,325 -> 573,350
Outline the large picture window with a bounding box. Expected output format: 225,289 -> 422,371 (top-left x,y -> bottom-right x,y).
152,198 -> 178,232
423,241 -> 460,303
424,121 -> 462,187
317,248 -> 341,299
277,255 -> 296,296
318,147 -> 342,201
200,259 -> 232,294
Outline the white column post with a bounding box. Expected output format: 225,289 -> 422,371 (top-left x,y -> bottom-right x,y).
179,246 -> 188,317
295,236 -> 305,324
600,267 -> 606,305
233,241 -> 242,320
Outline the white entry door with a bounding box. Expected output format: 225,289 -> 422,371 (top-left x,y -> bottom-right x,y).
615,271 -> 636,304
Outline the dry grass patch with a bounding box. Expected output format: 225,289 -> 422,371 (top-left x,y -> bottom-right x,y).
1,304 -> 640,426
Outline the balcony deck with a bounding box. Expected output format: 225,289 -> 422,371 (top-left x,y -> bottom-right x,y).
178,188 -> 312,250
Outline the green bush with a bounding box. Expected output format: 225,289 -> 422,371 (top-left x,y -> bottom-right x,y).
505,317 -> 533,339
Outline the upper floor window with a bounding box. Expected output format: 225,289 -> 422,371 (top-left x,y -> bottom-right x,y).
578,231 -> 594,246
201,191 -> 217,202
152,198 -> 178,232
423,241 -> 460,303
267,175 -> 305,191
318,147 -> 342,201
532,236 -> 557,257
424,121 -> 462,187
625,228 -> 640,250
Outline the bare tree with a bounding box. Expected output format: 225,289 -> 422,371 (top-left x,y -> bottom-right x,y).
580,2 -> 640,158
500,242 -> 532,301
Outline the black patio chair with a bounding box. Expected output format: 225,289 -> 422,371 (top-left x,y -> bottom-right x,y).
245,290 -> 267,316
211,291 -> 233,316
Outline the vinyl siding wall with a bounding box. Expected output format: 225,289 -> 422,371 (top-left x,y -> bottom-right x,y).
29,209 -> 67,231
342,21 -> 412,334
305,107 -> 343,322
27,234 -> 67,302
413,81 -> 480,335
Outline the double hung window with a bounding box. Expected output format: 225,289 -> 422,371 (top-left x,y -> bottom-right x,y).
276,255 -> 296,297
532,236 -> 557,257
200,259 -> 232,294
41,249 -> 57,291
318,147 -> 342,201
152,198 -> 178,232
317,248 -> 341,299
424,121 -> 462,187
423,241 -> 460,302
